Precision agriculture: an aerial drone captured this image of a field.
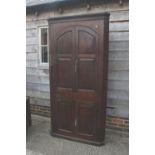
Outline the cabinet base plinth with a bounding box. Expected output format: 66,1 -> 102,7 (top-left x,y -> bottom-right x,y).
50,131 -> 105,146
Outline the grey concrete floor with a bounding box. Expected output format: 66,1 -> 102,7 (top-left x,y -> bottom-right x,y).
26,115 -> 129,155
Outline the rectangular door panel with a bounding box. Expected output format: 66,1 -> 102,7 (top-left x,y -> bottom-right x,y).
55,90 -> 75,134
77,102 -> 97,137
57,58 -> 73,89
77,58 -> 96,91
56,101 -> 74,133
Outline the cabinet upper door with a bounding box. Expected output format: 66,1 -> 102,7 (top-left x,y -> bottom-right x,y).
76,26 -> 98,91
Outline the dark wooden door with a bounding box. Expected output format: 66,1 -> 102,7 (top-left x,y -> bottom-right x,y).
74,25 -> 98,139
49,13 -> 109,145
52,26 -> 75,136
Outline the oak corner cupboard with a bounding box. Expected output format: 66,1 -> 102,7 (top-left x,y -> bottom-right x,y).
48,13 -> 110,145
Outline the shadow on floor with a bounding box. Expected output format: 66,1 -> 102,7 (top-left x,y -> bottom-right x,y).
26,115 -> 129,155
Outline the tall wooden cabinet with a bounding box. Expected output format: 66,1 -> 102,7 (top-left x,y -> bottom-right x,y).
48,13 -> 110,145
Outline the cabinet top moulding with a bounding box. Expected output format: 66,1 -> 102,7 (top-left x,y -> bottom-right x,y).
48,12 -> 110,23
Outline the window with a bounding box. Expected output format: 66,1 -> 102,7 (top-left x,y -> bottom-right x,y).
39,27 -> 48,64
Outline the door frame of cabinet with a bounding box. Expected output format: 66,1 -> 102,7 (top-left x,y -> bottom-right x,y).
48,12 -> 110,145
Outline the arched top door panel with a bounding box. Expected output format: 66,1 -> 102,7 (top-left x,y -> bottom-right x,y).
77,26 -> 98,54
56,27 -> 74,54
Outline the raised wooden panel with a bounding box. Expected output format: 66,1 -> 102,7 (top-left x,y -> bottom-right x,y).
77,102 -> 97,136
78,59 -> 96,90
78,29 -> 96,53
57,58 -> 73,89
56,31 -> 73,54
56,101 -> 74,133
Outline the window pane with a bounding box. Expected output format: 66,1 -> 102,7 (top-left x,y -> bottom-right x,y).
41,28 -> 47,45
41,46 -> 48,63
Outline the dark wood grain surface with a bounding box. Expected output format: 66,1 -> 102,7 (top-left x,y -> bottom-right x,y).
49,13 -> 110,145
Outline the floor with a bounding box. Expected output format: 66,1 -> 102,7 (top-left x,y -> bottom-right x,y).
26,115 -> 129,155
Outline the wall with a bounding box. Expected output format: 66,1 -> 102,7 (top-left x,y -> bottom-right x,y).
26,1 -> 129,118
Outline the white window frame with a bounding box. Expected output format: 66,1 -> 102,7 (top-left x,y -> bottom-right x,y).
38,26 -> 49,65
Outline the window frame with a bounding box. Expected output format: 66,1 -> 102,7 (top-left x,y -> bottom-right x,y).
38,26 -> 49,65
